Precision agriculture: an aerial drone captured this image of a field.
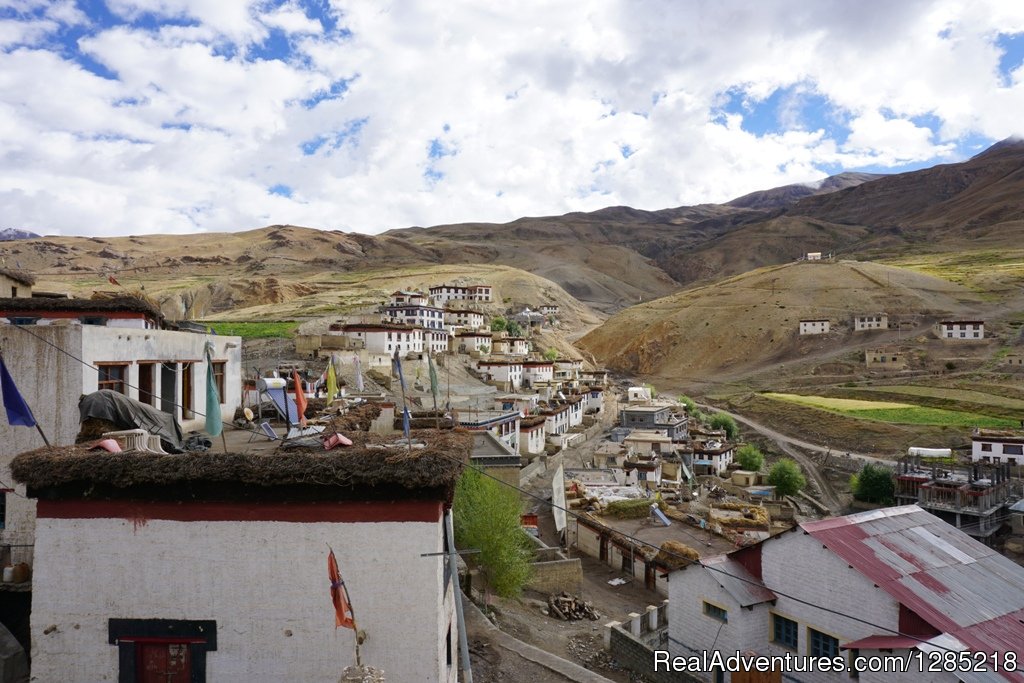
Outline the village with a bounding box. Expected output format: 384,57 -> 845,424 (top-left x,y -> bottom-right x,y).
1,268 -> 1023,683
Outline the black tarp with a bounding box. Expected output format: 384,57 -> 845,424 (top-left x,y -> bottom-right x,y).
79,390 -> 184,453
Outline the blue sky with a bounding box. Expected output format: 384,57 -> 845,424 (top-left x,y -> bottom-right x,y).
0,1 -> 1022,236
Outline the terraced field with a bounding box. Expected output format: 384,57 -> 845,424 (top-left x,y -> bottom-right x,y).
762,392 -> 1019,429
851,385 -> 1024,411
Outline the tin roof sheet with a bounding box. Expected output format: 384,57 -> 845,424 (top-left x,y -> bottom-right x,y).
701,554 -> 777,607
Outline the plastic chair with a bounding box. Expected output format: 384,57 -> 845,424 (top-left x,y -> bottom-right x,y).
102,429 -> 150,452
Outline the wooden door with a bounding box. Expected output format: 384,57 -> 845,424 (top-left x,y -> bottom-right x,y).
138,363 -> 155,407
137,642 -> 191,683
181,362 -> 194,419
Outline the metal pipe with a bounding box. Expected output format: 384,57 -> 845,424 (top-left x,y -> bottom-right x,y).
444,509 -> 473,683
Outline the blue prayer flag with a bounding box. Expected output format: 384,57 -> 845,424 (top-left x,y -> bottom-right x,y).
0,356 -> 36,427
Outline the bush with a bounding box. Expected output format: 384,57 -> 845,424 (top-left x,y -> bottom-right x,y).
644,383 -> 657,399
543,347 -> 559,361
945,361 -> 957,370
453,468 -> 533,598
506,320 -> 524,337
768,459 -> 806,497
736,444 -> 764,471
677,395 -> 697,414
709,413 -> 738,440
490,317 -> 508,332
851,463 -> 895,504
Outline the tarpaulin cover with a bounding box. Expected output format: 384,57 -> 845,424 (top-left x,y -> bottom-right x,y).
79,390 -> 184,453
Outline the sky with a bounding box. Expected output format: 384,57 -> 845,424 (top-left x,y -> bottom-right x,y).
1,1 -> 1023,237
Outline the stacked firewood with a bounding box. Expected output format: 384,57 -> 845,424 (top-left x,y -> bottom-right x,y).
547,592 -> 601,621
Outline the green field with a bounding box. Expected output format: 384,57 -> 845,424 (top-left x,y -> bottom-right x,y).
203,321 -> 299,339
853,385 -> 1024,411
762,392 -> 1019,429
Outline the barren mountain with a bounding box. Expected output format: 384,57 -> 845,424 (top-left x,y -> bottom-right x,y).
726,172 -> 884,211
577,260 -> 987,380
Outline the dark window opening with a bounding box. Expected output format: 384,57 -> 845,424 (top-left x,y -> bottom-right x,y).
98,363 -> 129,395
809,628 -> 839,658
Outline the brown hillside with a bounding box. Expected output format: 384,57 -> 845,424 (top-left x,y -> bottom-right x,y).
577,260 -> 984,381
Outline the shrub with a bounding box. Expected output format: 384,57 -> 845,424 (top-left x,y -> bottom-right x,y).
709,413 -> 739,440
768,459 -> 806,497
490,317 -> 508,332
453,468 -> 533,598
851,463 -> 895,504
543,348 -> 559,361
677,395 -> 697,414
736,444 -> 764,471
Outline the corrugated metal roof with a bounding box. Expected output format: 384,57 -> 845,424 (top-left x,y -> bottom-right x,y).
840,635 -> 920,650
701,554 -> 776,607
803,505 -> 1024,682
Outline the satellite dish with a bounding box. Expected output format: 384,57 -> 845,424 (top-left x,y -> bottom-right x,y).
244,407 -> 254,422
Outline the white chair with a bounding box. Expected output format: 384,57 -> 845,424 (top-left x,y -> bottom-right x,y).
102,429 -> 150,452
146,435 -> 168,454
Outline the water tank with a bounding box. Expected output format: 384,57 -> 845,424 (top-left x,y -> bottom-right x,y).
907,447 -> 952,458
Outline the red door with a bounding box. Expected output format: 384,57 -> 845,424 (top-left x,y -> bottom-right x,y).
137,642 -> 191,683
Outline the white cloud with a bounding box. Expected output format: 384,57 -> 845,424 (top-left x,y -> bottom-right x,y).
0,0 -> 1022,236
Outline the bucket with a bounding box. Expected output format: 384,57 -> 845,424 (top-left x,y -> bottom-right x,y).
2,566 -> 13,582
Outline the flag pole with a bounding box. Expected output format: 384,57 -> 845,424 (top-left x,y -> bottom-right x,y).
328,544 -> 362,667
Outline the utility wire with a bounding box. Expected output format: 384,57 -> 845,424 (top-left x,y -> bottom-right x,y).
6,322 -> 1021,666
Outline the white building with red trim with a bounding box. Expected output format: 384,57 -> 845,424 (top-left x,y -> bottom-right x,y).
334,322 -> 424,355
667,505 -> 1024,683
13,435 -> 468,683
428,284 -> 493,305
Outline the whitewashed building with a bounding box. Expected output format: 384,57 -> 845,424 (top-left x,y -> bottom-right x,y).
971,429 -> 1024,465
935,320 -> 984,340
0,315 -> 241,555
519,416 -> 547,455
691,440 -> 734,476
389,290 -> 428,306
428,284 -> 493,305
444,308 -> 485,331
798,319 -> 830,335
539,304 -> 559,316
854,313 -> 888,331
0,268 -> 33,298
522,360 -> 554,387
336,323 -> 423,355
456,409 -> 520,452
383,303 -> 445,331
452,330 -> 492,353
477,359 -> 523,390
667,505 -> 1024,683
13,435 -> 467,683
425,329 -> 450,355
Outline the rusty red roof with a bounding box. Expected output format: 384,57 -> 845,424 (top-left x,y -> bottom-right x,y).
802,506 -> 1024,679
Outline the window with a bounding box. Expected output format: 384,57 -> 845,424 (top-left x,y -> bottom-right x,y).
0,489 -> 7,529
703,602 -> 727,622
81,316 -> 107,326
809,628 -> 839,658
9,317 -> 38,325
10,286 -> 16,297
981,443 -> 993,452
772,614 -> 798,649
211,361 -> 226,401
1005,445 -> 1023,456
97,363 -> 129,394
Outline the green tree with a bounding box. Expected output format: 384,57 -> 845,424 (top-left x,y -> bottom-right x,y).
768,459 -> 806,497
543,347 -> 559,361
490,317 -> 508,332
644,383 -> 657,399
506,320 -> 524,337
709,412 -> 738,440
851,463 -> 895,504
736,444 -> 764,471
677,395 -> 697,415
453,468 -> 533,597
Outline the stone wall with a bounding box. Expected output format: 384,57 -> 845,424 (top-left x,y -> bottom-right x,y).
526,559 -> 583,594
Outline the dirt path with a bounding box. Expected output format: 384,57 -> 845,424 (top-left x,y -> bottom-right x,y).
697,402 -> 857,513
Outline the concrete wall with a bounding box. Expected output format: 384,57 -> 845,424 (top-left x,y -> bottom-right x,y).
0,325 -> 83,549
31,514 -> 455,683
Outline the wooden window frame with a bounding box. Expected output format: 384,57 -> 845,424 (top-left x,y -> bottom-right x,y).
109,618 -> 216,683
97,362 -> 130,395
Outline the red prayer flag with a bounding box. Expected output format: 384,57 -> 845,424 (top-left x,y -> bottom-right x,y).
108,275 -> 121,287
292,370 -> 308,427
328,548 -> 355,630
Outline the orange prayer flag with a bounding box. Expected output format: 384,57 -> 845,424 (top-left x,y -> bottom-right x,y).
292,370 -> 308,427
328,548 -> 356,630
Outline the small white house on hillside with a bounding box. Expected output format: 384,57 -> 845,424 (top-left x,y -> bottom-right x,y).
798,319 -> 829,335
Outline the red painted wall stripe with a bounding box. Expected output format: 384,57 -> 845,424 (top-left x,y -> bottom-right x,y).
37,499 -> 443,523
